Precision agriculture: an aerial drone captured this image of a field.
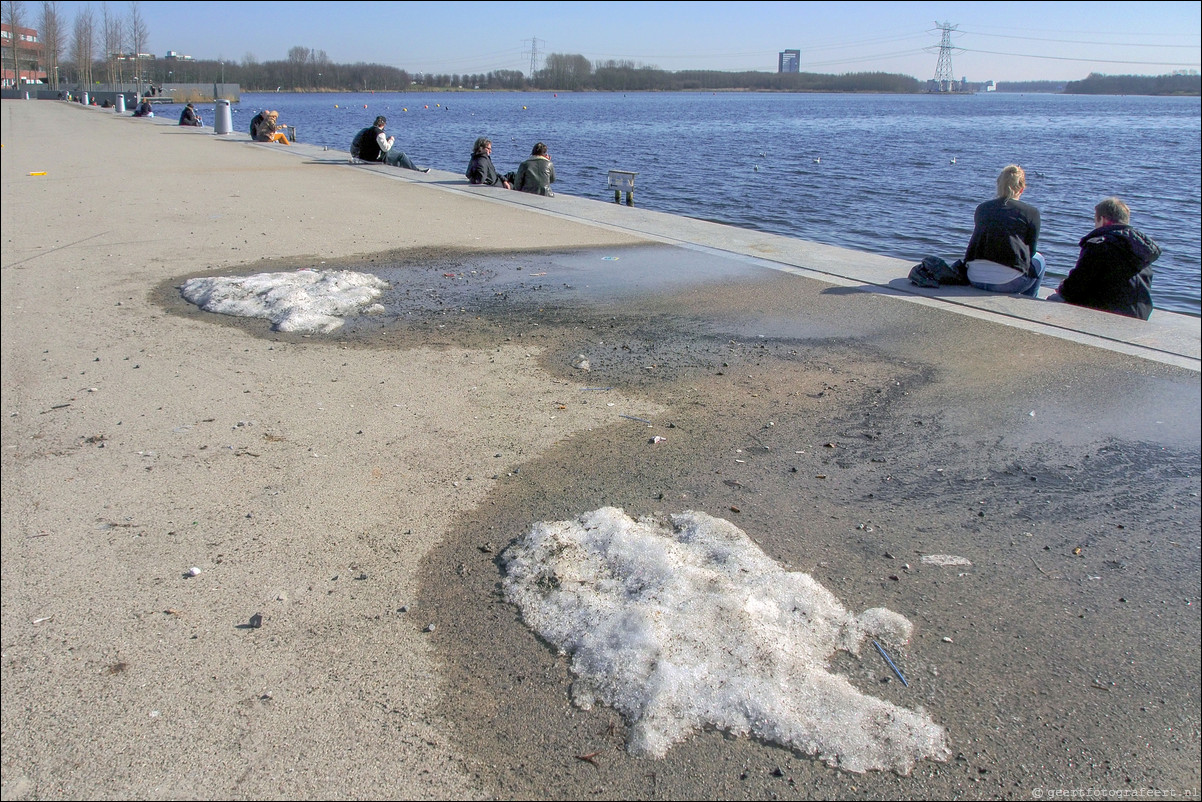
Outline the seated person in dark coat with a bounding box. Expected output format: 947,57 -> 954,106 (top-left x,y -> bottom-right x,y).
1055,197 -> 1160,320
963,164 -> 1044,298
465,137 -> 512,188
351,116 -> 427,171
131,98 -> 154,117
513,142 -> 555,196
249,111 -> 266,139
178,103 -> 202,126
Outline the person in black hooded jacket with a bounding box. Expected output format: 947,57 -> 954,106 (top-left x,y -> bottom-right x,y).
1056,197 -> 1160,320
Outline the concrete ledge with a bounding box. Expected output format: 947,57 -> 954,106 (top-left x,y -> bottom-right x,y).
74,98 -> 1200,371
283,130 -> 1199,372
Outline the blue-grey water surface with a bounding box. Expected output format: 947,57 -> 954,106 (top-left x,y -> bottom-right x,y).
214,91 -> 1199,316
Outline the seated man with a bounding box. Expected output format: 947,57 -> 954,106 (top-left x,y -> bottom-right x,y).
131,98 -> 154,117
351,116 -> 428,172
465,137 -> 512,188
1055,197 -> 1160,320
178,103 -> 203,127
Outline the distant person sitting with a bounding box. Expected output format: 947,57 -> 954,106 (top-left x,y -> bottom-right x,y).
351,116 -> 427,171
131,97 -> 154,117
1054,197 -> 1160,320
255,110 -> 290,145
249,110 -> 266,139
962,164 -> 1044,297
465,137 -> 512,188
513,142 -> 555,196
178,103 -> 203,127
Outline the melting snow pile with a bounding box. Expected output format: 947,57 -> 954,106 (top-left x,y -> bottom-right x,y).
180,269 -> 388,333
502,507 -> 949,774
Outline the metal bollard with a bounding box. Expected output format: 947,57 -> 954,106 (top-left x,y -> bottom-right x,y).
115,94 -> 126,114
214,99 -> 232,134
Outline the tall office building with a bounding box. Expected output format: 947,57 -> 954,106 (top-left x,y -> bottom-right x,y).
778,49 -> 800,73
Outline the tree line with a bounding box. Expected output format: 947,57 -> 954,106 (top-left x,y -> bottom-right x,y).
155,52 -> 923,94
1064,72 -> 1201,96
71,46 -> 926,94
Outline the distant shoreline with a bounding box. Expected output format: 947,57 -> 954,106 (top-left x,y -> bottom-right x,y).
236,86 -> 1200,97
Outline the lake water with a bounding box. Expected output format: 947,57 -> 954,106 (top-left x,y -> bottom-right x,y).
217,91 -> 1199,316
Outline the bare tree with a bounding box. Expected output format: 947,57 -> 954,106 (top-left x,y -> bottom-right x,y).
38,1 -> 64,89
3,0 -> 26,89
541,53 -> 591,90
99,1 -> 122,87
126,0 -> 146,91
286,45 -> 310,89
70,3 -> 95,86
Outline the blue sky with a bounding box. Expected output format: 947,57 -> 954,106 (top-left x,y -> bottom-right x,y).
43,1 -> 1202,82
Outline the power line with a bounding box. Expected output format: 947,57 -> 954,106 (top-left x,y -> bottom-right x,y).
961,46 -> 1199,67
963,29 -> 1201,49
803,48 -> 929,69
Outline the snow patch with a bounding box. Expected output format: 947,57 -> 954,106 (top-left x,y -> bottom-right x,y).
502,507 -> 949,773
180,269 -> 388,333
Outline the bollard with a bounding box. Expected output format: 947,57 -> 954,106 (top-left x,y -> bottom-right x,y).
82,92 -> 89,105
115,94 -> 126,114
214,99 -> 232,134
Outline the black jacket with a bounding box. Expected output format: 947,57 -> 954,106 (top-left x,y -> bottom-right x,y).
964,197 -> 1041,277
352,126 -> 386,162
467,153 -> 512,185
1057,224 -> 1160,320
179,106 -> 201,126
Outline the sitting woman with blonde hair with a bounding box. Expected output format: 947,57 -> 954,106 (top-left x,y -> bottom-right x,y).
255,110 -> 290,145
962,164 -> 1044,296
